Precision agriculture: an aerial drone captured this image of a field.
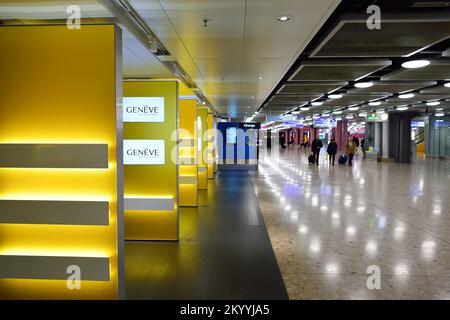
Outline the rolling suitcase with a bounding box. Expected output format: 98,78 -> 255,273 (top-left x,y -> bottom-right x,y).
308,154 -> 315,164
338,154 -> 348,164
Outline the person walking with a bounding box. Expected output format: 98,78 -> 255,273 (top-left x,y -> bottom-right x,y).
360,138 -> 366,158
353,135 -> 360,153
311,136 -> 323,166
346,137 -> 357,166
327,138 -> 338,165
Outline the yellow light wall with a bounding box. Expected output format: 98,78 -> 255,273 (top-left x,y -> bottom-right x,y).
213,116 -> 219,174
198,107 -> 209,189
179,99 -> 198,207
123,81 -> 178,241
207,112 -> 214,179
0,25 -> 123,299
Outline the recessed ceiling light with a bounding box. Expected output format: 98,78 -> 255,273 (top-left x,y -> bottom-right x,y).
358,112 -> 367,117
401,60 -> 430,69
436,108 -> 444,111
322,113 -> 330,117
348,106 -> 359,111
380,113 -> 389,121
426,101 -> 440,106
369,101 -> 382,106
354,82 -> 373,88
202,101 -> 206,105
399,93 -> 415,99
445,83 -> 450,88
397,106 -> 409,111
251,96 -> 255,99
333,110 -> 343,114
346,114 -> 354,119
292,111 -> 300,115
311,101 -> 323,106
435,112 -> 445,117
329,94 -> 343,99
300,106 -> 310,111
257,76 -> 263,80
276,15 -> 291,21
335,117 -> 342,121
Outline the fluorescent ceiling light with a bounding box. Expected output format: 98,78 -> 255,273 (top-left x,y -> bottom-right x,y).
335,117 -> 342,121
445,83 -> 450,88
358,112 -> 367,117
348,106 -> 359,111
401,60 -> 430,69
436,108 -> 444,111
292,111 -> 300,115
397,106 -> 409,111
276,15 -> 291,21
311,101 -> 323,106
300,106 -> 310,111
345,115 -> 354,119
435,112 -> 445,117
426,101 -> 440,106
333,110 -> 342,114
354,82 -> 373,88
322,113 -> 330,117
329,94 -> 343,99
399,93 -> 414,99
369,101 -> 382,106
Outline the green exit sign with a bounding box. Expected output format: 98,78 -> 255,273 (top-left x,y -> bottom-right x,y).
367,113 -> 379,121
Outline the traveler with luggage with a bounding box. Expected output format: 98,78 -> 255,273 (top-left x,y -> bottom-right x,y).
326,138 -> 338,166
346,137 -> 357,167
311,136 -> 323,166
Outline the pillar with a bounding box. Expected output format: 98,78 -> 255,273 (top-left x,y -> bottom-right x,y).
388,112 -> 419,163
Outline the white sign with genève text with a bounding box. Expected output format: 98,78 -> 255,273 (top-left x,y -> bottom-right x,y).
123,140 -> 165,165
123,97 -> 165,122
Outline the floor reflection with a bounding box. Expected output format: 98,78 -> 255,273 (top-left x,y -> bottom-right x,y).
253,146 -> 450,299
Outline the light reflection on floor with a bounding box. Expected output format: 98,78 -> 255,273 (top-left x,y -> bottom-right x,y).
252,146 -> 450,299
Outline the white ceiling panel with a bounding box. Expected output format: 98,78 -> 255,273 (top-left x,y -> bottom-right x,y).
129,0 -> 341,118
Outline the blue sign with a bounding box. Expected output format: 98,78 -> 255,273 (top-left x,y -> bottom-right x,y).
283,120 -> 303,128
313,117 -> 337,128
411,120 -> 425,128
434,120 -> 450,127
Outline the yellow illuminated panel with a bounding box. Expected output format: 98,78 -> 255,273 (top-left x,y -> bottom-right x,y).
123,81 -> 178,240
198,107 -> 209,190
207,112 -> 214,179
0,25 -> 121,299
178,99 -> 198,207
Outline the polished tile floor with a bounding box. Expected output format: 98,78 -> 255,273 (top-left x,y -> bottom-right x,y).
125,169 -> 287,299
252,146 -> 450,299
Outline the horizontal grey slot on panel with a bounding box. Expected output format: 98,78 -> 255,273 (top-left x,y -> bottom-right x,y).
0,255 -> 110,281
179,175 -> 197,184
0,200 -> 109,226
125,197 -> 174,211
0,144 -> 108,168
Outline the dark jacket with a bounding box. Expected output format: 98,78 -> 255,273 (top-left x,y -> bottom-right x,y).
327,141 -> 338,154
311,139 -> 323,152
